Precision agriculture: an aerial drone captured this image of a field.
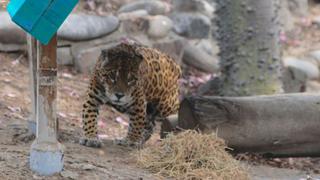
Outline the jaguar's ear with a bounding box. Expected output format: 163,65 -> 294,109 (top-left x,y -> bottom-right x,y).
101,49 -> 108,59
132,50 -> 143,67
99,49 -> 109,68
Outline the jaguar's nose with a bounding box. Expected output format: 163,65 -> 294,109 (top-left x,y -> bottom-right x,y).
115,93 -> 125,99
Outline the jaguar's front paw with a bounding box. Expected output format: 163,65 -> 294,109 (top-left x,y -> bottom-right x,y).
79,137 -> 102,148
114,137 -> 142,148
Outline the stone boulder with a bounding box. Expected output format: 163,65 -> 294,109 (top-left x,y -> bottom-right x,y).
118,0 -> 170,15
172,0 -> 215,18
152,34 -> 186,65
283,57 -> 319,80
0,11 -> 26,52
170,12 -> 211,39
288,0 -> 309,17
183,41 -> 219,73
58,14 -> 120,41
282,66 -> 307,93
147,15 -> 173,39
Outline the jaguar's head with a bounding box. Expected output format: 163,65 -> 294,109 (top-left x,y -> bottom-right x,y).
98,43 -> 143,105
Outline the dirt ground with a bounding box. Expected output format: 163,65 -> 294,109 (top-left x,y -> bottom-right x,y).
0,53 -> 164,179
0,51 -> 319,180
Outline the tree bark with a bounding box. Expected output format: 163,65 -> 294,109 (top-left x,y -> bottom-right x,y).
178,94 -> 320,157
214,0 -> 283,96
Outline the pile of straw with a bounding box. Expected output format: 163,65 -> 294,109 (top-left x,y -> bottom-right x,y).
137,130 -> 249,180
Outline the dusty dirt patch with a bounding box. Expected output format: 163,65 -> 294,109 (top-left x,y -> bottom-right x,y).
0,53 -> 159,179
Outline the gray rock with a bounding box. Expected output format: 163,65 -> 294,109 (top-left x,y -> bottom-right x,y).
309,50 -> 320,63
74,46 -> 102,73
119,17 -> 148,34
172,0 -> 215,17
118,10 -> 149,21
73,26 -> 125,49
147,15 -> 173,39
283,57 -> 319,80
0,43 -> 26,52
152,34 -> 186,65
278,0 -> 309,31
279,0 -> 295,31
183,41 -> 219,73
118,0 -> 170,15
312,16 -> 320,27
73,43 -> 118,73
282,66 -> 307,93
57,47 -> 73,65
192,39 -> 219,56
306,81 -> 320,93
170,12 -> 211,39
127,34 -> 152,47
58,14 -> 119,41
69,27 -> 123,56
0,12 -> 26,44
303,55 -> 320,69
0,11 -> 26,51
288,0 -> 309,17
0,12 -> 120,46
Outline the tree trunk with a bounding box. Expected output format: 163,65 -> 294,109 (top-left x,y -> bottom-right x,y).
214,0 -> 283,96
178,94 -> 320,157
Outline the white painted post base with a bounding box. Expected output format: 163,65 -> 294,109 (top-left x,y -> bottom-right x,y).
30,140 -> 64,175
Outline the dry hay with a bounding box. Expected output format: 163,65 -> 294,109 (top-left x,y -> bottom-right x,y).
137,130 -> 249,180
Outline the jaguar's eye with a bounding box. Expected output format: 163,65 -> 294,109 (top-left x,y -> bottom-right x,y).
127,76 -> 137,85
108,71 -> 117,83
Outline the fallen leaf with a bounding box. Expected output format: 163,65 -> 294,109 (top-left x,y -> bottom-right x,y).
98,120 -> 106,128
115,116 -> 128,126
58,112 -> 67,118
61,73 -> 73,79
3,79 -> 10,82
11,60 -> 19,66
7,106 -> 21,112
11,55 -> 23,66
68,113 -> 77,117
6,93 -> 17,98
98,134 -> 109,139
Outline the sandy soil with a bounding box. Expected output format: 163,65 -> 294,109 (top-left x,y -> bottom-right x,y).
0,53 -> 162,180
0,50 -> 319,180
